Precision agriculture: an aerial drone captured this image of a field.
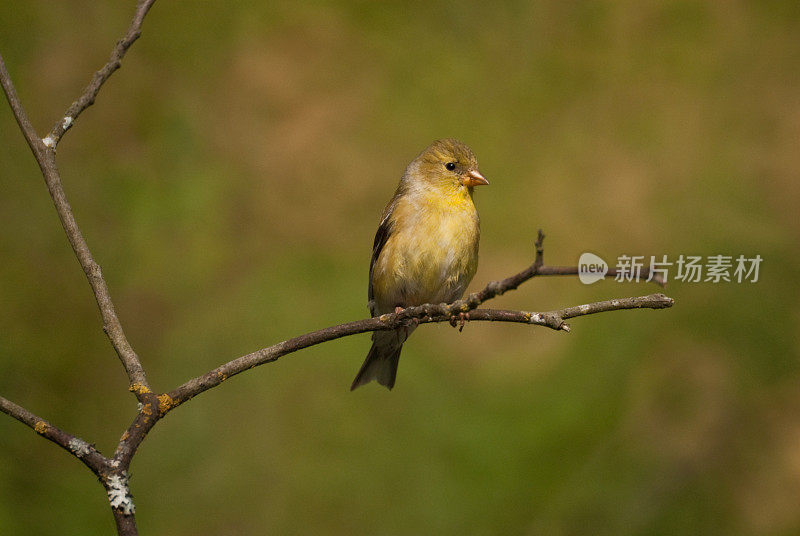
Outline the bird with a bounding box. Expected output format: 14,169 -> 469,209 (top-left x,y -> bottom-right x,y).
350,138 -> 489,390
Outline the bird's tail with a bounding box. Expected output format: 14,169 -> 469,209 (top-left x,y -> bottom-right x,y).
350,329 -> 411,390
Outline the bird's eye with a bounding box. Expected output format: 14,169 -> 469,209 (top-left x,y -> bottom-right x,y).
445,162 -> 456,171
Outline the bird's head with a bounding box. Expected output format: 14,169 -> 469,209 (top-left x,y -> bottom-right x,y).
408,138 -> 489,192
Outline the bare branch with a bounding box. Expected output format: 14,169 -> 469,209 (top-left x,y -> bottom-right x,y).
0,395 -> 108,475
44,0 -> 157,149
163,238 -> 673,409
107,284 -> 672,470
2,6 -> 159,532
521,230 -> 666,286
41,149 -> 151,394
464,294 -> 674,331
112,509 -> 138,536
113,399 -> 162,468
108,231 -> 674,470
0,7 -> 156,398
0,54 -> 42,151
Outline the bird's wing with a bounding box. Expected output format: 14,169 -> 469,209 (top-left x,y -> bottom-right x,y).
368,209 -> 394,317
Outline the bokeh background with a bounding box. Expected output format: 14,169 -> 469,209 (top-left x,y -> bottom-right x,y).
1,1 -> 799,534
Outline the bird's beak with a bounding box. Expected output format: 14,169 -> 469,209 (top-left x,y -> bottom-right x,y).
462,169 -> 489,187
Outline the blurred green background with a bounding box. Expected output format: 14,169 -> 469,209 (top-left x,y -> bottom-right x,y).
1,1 -> 799,534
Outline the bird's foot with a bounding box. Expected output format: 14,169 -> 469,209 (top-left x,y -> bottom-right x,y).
395,306 -> 419,334
449,311 -> 470,332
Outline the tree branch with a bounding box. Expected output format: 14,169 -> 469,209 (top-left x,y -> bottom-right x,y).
110,285 -> 672,470
0,395 -> 108,476
0,5 -> 155,399
0,54 -> 41,151
1,6 -> 157,530
161,231 -> 673,412
108,233 -> 674,473
164,292 -> 673,409
464,294 -> 674,331
44,0 -> 157,149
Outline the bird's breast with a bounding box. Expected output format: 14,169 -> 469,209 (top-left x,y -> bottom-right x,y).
371,194 -> 480,314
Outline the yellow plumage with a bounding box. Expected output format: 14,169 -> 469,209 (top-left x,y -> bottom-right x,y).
351,139 -> 488,390
371,185 -> 480,310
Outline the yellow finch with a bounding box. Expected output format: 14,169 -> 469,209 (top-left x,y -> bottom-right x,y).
351,139 -> 489,390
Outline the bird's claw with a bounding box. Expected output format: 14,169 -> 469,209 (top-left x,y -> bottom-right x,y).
449,312 -> 470,332
395,306 -> 419,334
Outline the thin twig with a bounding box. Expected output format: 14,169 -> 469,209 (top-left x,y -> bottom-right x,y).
0,395 -> 108,476
464,294 -> 674,332
44,0 -> 157,149
0,54 -> 41,150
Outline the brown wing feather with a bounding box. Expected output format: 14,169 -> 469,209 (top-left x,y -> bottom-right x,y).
368,212 -> 393,317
